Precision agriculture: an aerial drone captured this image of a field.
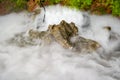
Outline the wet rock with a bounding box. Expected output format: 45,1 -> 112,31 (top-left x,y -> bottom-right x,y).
7,32 -> 39,47
103,26 -> 120,41
82,13 -> 91,28
103,26 -> 111,31
48,20 -> 78,48
28,20 -> 78,48
28,20 -> 101,53
8,20 -> 101,53
29,29 -> 52,45
71,36 -> 101,53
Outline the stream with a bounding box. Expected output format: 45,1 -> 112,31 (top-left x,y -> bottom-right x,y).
0,5 -> 120,80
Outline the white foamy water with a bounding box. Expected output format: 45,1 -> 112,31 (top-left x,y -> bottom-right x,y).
0,5 -> 120,80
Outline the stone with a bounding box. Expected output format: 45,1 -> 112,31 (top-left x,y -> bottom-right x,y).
28,20 -> 101,53
103,26 -> 120,41
103,26 -> 111,31
8,20 -> 101,53
29,29 -> 52,45
7,32 -> 38,47
48,20 -> 78,48
71,36 -> 101,53
28,20 -> 78,48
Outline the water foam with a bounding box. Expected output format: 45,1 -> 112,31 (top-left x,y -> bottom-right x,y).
0,5 -> 120,80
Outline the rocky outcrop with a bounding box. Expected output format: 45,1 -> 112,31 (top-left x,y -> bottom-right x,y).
7,20 -> 101,53
28,20 -> 101,53
47,20 -> 78,48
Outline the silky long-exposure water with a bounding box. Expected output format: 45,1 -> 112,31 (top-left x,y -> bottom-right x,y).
0,5 -> 120,80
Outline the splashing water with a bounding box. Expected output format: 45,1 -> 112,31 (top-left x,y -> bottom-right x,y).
0,5 -> 120,80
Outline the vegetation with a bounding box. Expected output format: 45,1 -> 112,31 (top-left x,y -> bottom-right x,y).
43,0 -> 120,17
49,0 -> 61,4
0,0 -> 120,17
67,0 -> 92,10
90,0 -> 112,15
112,0 -> 120,16
11,0 -> 28,11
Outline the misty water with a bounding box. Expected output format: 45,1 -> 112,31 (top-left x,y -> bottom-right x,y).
0,5 -> 120,80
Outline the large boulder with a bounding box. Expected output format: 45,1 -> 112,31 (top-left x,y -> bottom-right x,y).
47,20 -> 78,48
29,20 -> 78,48
7,20 -> 101,53
28,20 -> 101,53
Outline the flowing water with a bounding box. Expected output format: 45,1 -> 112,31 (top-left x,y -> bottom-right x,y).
0,5 -> 120,80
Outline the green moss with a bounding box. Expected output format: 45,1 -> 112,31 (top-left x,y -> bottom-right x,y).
11,0 -> 28,11
67,0 -> 92,10
49,0 -> 61,4
112,0 -> 120,16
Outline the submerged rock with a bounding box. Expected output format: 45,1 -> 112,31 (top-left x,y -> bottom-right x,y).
103,26 -> 120,41
29,29 -> 52,45
71,36 -> 101,53
7,32 -> 39,47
